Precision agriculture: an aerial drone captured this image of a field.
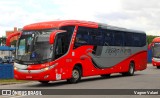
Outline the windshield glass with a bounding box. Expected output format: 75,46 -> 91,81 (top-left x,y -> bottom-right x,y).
153,43 -> 160,58
16,30 -> 54,64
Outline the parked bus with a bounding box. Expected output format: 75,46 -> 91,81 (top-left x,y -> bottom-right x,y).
6,20 -> 147,84
151,37 -> 160,69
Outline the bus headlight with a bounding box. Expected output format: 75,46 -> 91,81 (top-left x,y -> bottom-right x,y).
44,67 -> 49,71
41,67 -> 49,71
41,63 -> 58,71
14,67 -> 18,70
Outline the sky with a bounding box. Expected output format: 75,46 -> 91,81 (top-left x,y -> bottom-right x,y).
0,0 -> 160,37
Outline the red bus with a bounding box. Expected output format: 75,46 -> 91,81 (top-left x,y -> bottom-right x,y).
6,20 -> 147,84
151,37 -> 160,69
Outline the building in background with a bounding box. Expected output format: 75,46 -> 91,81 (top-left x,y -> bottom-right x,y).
0,27 -> 21,58
6,27 -> 21,42
6,27 -> 21,47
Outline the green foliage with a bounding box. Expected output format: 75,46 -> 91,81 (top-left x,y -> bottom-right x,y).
0,37 -> 6,45
147,35 -> 158,45
0,37 -> 17,46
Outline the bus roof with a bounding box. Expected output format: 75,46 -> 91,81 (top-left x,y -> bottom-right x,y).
23,20 -> 145,34
99,23 -> 145,34
152,37 -> 160,43
23,20 -> 98,30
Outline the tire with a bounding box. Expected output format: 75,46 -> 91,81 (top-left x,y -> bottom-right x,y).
67,66 -> 81,83
39,81 -> 49,84
157,66 -> 160,69
101,74 -> 110,78
122,62 -> 135,76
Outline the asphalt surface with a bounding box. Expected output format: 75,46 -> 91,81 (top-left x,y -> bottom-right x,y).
0,64 -> 160,98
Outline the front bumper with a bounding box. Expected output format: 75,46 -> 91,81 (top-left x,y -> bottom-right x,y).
152,58 -> 160,66
14,69 -> 56,81
14,68 -> 67,81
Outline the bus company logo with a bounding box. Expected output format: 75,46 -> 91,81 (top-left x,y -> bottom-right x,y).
28,70 -> 31,73
105,47 -> 131,55
2,90 -> 11,95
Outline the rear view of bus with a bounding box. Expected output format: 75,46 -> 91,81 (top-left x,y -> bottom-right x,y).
151,37 -> 160,69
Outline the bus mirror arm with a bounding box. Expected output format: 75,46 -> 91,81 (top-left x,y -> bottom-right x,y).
6,32 -> 21,46
49,31 -> 56,44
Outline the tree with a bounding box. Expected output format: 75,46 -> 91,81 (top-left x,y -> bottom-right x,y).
0,37 -> 17,47
147,35 -> 158,45
0,37 -> 6,46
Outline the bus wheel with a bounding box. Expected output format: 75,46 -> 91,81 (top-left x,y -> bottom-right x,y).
101,74 -> 110,78
39,81 -> 49,84
122,62 -> 135,76
67,66 -> 81,83
157,66 -> 160,69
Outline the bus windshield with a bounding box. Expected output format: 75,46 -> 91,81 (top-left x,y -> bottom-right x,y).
16,30 -> 54,64
153,43 -> 160,58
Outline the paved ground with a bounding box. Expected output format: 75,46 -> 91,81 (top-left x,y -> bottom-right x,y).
0,64 -> 160,98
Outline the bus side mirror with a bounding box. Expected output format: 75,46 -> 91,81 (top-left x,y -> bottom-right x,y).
49,30 -> 66,44
6,32 -> 21,46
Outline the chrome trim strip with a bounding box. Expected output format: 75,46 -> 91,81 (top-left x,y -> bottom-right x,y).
16,63 -> 58,73
18,69 -> 42,73
153,57 -> 160,62
14,63 -> 28,70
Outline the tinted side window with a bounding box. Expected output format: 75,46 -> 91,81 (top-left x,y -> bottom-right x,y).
114,31 -> 124,46
130,33 -> 146,47
132,33 -> 141,47
124,32 -> 146,47
74,27 -> 89,48
89,30 -> 103,46
140,33 -> 146,46
102,29 -> 114,46
54,33 -> 66,59
124,32 -> 133,46
74,27 -> 103,48
60,26 -> 75,50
